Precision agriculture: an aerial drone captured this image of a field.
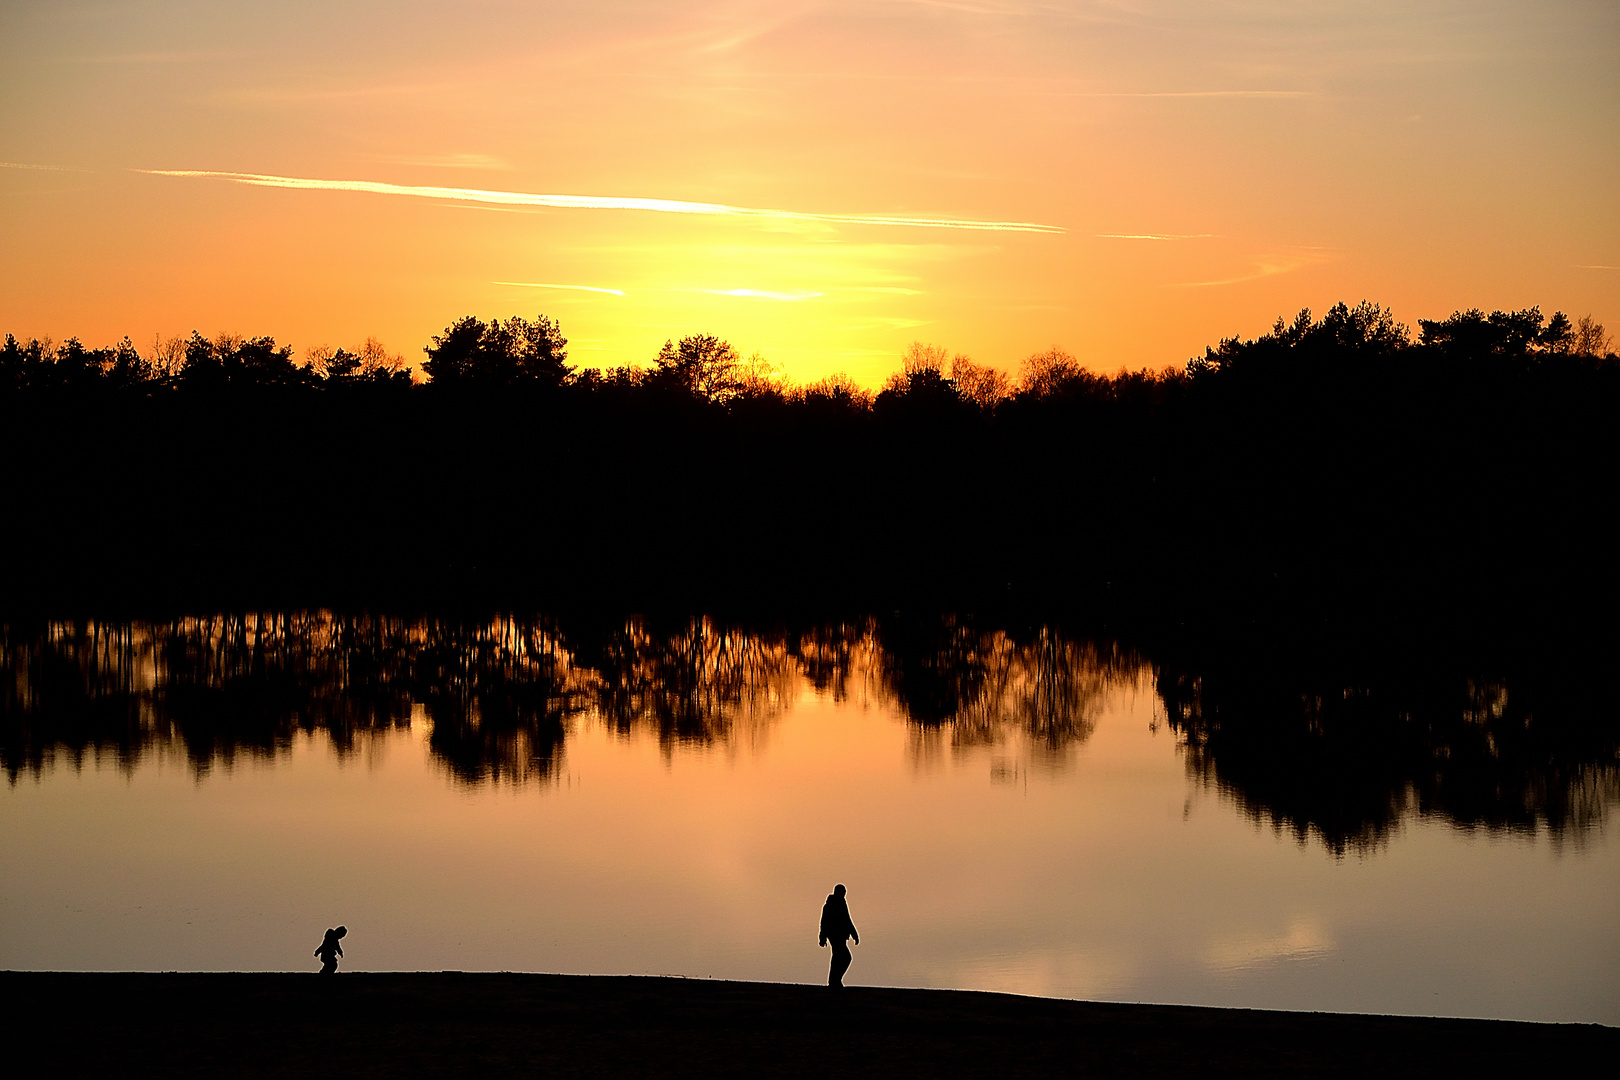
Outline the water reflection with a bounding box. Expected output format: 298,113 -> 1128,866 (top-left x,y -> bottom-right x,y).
4,613 -> 1617,853
567,617 -> 799,751
874,618 -> 1127,771
415,618 -> 575,784
1158,657 -> 1620,854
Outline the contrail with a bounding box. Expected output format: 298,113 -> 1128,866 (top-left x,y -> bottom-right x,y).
2,161 -> 93,172
1095,232 -> 1216,240
493,281 -> 626,296
139,169 -> 1065,234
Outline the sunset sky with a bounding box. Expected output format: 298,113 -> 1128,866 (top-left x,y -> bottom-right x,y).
2,1 -> 1615,384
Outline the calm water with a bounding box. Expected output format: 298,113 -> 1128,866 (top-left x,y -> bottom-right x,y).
3,614 -> 1616,1023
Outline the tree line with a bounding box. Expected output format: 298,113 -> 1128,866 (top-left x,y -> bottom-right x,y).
4,302 -> 1612,406
2,301 -> 1617,649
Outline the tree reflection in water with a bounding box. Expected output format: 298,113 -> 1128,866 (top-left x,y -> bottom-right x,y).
3,613 -> 1616,854
414,617 -> 576,785
1158,659 -> 1620,855
873,617 -> 1126,772
566,617 -> 799,754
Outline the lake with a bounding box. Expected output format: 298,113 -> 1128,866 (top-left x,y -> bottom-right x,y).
3,613 -> 1615,1023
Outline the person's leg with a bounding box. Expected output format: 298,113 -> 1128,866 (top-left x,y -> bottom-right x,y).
829,940 -> 852,987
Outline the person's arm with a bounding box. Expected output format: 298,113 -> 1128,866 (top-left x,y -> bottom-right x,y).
336,944 -> 343,957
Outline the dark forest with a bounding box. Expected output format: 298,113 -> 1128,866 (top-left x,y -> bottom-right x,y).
2,302 -> 1616,656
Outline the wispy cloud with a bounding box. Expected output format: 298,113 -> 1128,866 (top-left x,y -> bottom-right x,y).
703,288 -> 823,300
1576,264 -> 1619,270
139,169 -> 1065,233
1169,249 -> 1329,287
1096,232 -> 1216,240
651,71 -> 1313,100
224,82 -> 451,103
493,281 -> 625,296
1085,90 -> 1311,99
895,0 -> 1030,15
442,204 -> 542,214
691,9 -> 807,55
66,50 -> 242,65
839,317 -> 934,330
1,162 -> 91,172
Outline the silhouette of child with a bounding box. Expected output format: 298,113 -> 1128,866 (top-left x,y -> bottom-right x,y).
314,926 -> 347,974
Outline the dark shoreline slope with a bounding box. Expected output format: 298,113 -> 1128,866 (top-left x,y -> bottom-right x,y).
5,972 -> 1610,1078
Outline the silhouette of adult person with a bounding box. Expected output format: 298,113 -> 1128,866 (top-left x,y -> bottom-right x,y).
818,884 -> 859,988
314,926 -> 347,974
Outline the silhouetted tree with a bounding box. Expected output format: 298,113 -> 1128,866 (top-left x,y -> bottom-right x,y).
309,344 -> 362,380
1572,314 -> 1613,358
1541,311 -> 1574,354
800,372 -> 873,411
1187,301 -> 1409,380
875,342 -> 961,411
0,334 -> 43,391
423,315 -> 569,387
148,334 -> 186,381
650,334 -> 741,401
491,315 -> 570,384
732,353 -> 789,403
949,355 -> 1010,408
1417,306 -> 1544,358
1016,347 -> 1085,400
45,338 -> 106,390
178,332 -> 307,390
355,337 -> 412,382
311,337 -> 413,387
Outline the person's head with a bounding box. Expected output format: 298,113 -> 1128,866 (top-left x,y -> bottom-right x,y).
335,926 -> 347,939
833,884 -> 846,898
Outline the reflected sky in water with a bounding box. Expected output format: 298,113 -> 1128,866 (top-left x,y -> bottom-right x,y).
2,614 -> 1617,1023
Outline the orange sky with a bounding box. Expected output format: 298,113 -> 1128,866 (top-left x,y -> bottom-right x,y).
2,1 -> 1615,384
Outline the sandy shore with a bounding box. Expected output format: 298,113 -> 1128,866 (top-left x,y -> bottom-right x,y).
5,972 -> 1611,1077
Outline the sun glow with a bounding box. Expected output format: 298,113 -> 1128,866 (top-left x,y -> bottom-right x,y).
0,2 -> 1611,382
